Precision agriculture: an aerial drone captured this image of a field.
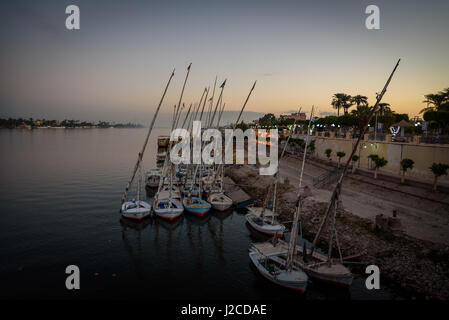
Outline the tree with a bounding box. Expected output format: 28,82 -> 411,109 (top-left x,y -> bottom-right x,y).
331,98 -> 341,117
351,105 -> 371,130
308,140 -> 316,156
258,113 -> 276,127
351,155 -> 359,173
420,93 -> 447,113
336,151 -> 346,168
332,93 -> 353,116
378,103 -> 391,116
400,158 -> 414,184
369,154 -> 387,179
325,148 -> 332,161
429,163 -> 449,191
351,95 -> 368,108
236,121 -> 249,131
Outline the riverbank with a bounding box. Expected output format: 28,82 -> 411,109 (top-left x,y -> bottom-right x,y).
226,164 -> 449,299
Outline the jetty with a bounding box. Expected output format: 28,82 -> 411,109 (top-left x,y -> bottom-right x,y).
223,176 -> 253,208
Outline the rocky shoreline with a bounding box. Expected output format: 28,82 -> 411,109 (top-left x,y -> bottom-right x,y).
226,164 -> 449,300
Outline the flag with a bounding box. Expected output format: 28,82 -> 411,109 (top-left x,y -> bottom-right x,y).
220,79 -> 226,88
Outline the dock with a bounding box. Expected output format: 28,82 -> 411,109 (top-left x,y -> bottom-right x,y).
223,176 -> 253,207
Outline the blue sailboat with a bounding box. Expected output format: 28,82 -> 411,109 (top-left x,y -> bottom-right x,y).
183,196 -> 211,217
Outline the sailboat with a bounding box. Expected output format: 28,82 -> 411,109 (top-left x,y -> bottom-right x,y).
252,59 -> 401,289
154,163 -> 184,220
121,165 -> 152,220
248,106 -> 316,293
245,206 -> 285,237
208,164 -> 233,211
153,64 -> 193,221
145,168 -> 162,190
249,245 -> 308,293
120,69 -> 175,221
183,79 -> 228,217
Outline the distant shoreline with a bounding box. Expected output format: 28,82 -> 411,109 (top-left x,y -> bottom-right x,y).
0,118 -> 144,129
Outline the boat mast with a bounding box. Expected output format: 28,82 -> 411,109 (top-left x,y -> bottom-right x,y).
271,106 -> 302,223
311,59 -> 401,256
286,106 -> 315,270
189,80 -> 226,197
121,69 -> 175,210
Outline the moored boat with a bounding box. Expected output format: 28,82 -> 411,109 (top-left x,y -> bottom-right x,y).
208,192 -> 233,211
121,200 -> 152,220
245,207 -> 285,237
153,197 -> 184,220
251,240 -> 353,288
183,196 -> 211,217
249,246 -> 308,293
146,168 -> 162,189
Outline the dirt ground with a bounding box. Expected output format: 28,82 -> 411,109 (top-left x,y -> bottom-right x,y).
225,160 -> 449,299
277,156 -> 449,246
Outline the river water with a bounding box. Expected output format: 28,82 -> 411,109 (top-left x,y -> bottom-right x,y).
0,128 -> 397,300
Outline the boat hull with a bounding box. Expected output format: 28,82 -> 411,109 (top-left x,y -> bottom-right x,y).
208,193 -> 233,211
249,251 -> 308,293
245,213 -> 285,237
153,198 -> 184,220
304,268 -> 353,288
121,201 -> 152,220
183,197 -> 211,217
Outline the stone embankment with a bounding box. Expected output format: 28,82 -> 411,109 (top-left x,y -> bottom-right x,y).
226,164 -> 449,300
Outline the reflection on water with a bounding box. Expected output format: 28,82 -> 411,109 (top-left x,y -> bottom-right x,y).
0,129 -> 396,300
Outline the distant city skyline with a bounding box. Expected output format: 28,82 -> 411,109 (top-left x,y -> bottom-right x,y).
1,0 -> 448,122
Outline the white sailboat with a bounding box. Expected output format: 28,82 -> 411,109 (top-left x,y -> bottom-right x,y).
208,165 -> 232,211
120,69 -> 175,221
245,207 -> 285,237
248,106 -> 315,293
153,64 -> 193,221
145,168 -> 162,190
121,165 -> 152,220
245,108 -> 305,237
249,246 -> 308,293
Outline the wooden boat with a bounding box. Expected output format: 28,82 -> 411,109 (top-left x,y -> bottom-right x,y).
249,246 -> 308,293
122,165 -> 152,220
145,168 -> 162,189
153,197 -> 183,220
121,200 -> 151,220
248,106 -> 313,294
183,196 -> 211,217
252,240 -> 353,288
245,207 -> 285,237
208,192 -> 233,211
120,68 -> 175,220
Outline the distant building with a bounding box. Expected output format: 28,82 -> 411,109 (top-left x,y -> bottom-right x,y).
281,112 -> 306,121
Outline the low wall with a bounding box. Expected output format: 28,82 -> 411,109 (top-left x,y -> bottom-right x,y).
306,136 -> 449,183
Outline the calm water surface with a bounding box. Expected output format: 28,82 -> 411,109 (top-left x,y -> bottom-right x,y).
0,128 -> 396,300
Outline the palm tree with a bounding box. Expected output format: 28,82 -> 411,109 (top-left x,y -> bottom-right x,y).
331,97 -> 342,116
420,93 -> 446,113
351,95 -> 368,108
351,105 -> 371,130
429,163 -> 449,191
378,103 -> 391,116
400,158 -> 414,184
332,93 -> 352,116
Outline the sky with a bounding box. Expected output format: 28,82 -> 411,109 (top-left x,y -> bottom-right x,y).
0,0 -> 448,124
